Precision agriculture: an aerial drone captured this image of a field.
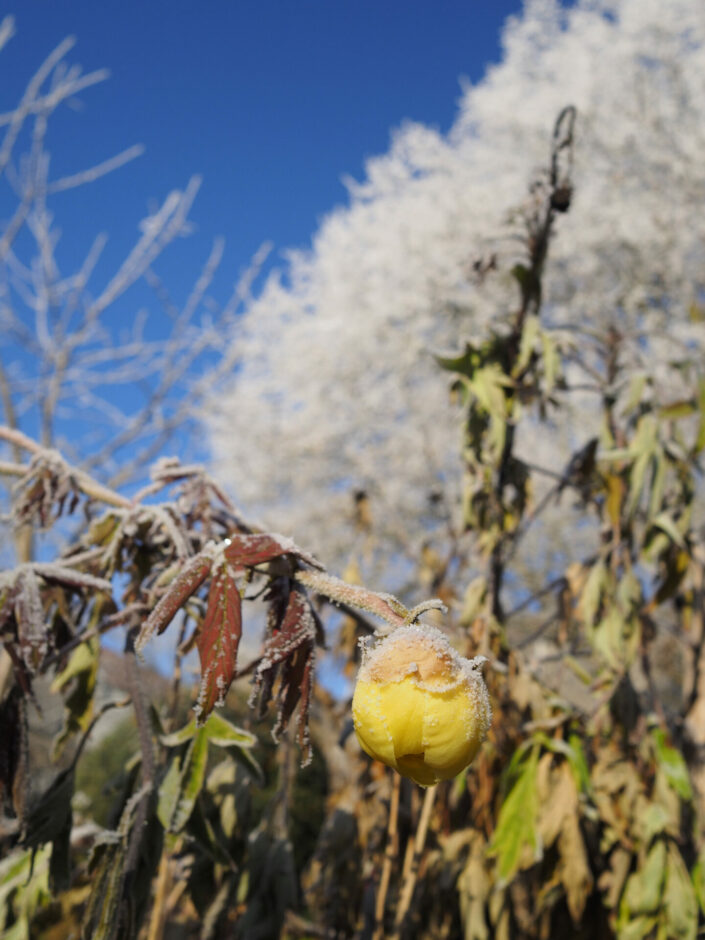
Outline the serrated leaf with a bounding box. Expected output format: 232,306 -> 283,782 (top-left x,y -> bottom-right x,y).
488,745 -> 539,883
135,552 -> 212,653
81,787 -> 151,940
252,585 -> 317,763
194,562 -> 242,722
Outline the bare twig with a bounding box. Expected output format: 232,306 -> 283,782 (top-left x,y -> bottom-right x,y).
373,772 -> 401,940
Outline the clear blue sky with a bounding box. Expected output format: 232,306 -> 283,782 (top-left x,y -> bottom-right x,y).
5,1 -> 524,301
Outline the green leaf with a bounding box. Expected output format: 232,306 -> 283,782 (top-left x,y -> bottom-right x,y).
622,840 -> 666,916
651,512 -> 687,550
157,726 -> 209,833
625,415 -> 660,517
566,734 -> 592,794
693,847 -> 705,915
459,576 -> 487,627
659,399 -> 696,420
160,718 -> 198,747
487,745 -> 540,883
618,915 -> 658,940
203,711 -> 257,749
541,330 -> 560,394
648,452 -> 667,520
650,728 -> 693,801
579,560 -> 606,628
626,450 -> 652,517
662,843 -> 698,940
694,378 -> 705,455
515,314 -> 540,375
623,373 -> 649,414
82,835 -> 127,940
435,343 -> 478,378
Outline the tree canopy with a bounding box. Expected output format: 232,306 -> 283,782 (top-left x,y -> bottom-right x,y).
210,0 -> 705,575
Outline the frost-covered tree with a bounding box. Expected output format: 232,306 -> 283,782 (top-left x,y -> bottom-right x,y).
209,0 -> 705,578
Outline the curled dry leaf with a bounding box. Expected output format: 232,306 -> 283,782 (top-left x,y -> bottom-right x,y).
11,450 -> 81,530
251,584 -> 318,765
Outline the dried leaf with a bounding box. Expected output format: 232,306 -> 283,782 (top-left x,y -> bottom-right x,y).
50,635 -> 100,758
458,832 -> 491,940
621,840 -> 666,917
0,685 -> 27,821
557,804 -> 592,922
32,563 -> 112,595
14,567 -> 47,674
598,846 -> 632,910
252,585 -> 317,763
194,561 -> 242,722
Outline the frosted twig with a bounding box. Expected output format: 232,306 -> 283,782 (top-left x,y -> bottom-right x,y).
295,569 -> 409,630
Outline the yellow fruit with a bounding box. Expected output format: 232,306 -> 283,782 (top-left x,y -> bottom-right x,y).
352,624 -> 491,787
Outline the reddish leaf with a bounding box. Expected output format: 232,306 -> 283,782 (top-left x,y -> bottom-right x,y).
264,587 -> 317,666
195,562 -> 242,723
273,640 -> 315,765
251,584 -> 318,763
224,533 -> 324,571
135,552 -> 212,654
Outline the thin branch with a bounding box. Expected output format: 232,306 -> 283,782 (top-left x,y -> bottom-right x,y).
392,784 -> 437,938
47,144 -> 145,193
373,772 -> 401,940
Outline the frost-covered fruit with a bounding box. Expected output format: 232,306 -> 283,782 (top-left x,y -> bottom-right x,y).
352,624 -> 491,787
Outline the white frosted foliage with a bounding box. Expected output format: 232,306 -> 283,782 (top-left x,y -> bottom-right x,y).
209,0 -> 705,573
